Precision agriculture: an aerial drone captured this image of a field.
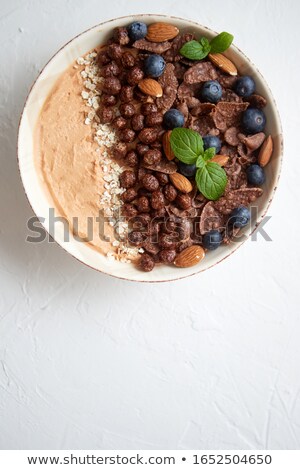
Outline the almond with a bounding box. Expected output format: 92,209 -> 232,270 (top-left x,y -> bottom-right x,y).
211,154 -> 229,166
162,131 -> 175,161
146,22 -> 179,43
169,173 -> 193,193
258,135 -> 273,167
208,53 -> 238,76
138,78 -> 163,97
174,245 -> 205,268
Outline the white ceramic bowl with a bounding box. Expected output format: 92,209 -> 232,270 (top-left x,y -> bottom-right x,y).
18,14 -> 283,282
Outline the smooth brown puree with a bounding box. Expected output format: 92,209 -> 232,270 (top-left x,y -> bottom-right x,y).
34,63 -> 116,254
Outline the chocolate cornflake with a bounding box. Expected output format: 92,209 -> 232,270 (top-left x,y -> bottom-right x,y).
237,143 -> 257,165
162,33 -> 195,62
185,96 -> 200,108
188,114 -> 216,136
240,132 -> 266,151
216,72 -> 238,89
221,89 -> 242,103
184,61 -> 218,84
142,159 -> 177,174
224,127 -> 240,146
176,101 -> 189,122
199,202 -> 226,234
156,63 -> 178,113
214,187 -> 263,215
190,103 -> 215,116
224,156 -> 247,190
211,101 -> 249,131
173,62 -> 187,80
177,82 -> 202,101
220,144 -> 238,157
132,39 -> 172,53
168,204 -> 198,218
247,94 -> 267,109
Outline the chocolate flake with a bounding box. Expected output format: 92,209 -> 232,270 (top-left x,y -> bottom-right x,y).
216,72 -> 238,89
185,96 -> 200,108
156,63 -> 178,113
173,62 -> 187,80
224,156 -> 247,190
176,101 -> 189,122
142,159 -> 177,174
184,61 -> 218,84
199,202 -> 226,234
211,101 -> 249,131
221,89 -> 242,103
214,187 -> 263,215
220,144 -> 238,157
132,39 -> 172,54
177,82 -> 202,101
188,114 -> 216,136
168,204 -> 198,218
190,103 -> 215,116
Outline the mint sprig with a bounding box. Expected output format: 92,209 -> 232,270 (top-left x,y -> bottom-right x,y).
203,147 -> 216,161
195,160 -> 227,201
170,128 -> 227,201
180,38 -> 210,61
169,128 -> 203,163
179,31 -> 234,61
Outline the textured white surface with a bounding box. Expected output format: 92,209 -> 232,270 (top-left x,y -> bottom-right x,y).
0,0 -> 299,450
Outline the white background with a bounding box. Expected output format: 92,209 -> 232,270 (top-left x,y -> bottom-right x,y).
0,0 -> 299,450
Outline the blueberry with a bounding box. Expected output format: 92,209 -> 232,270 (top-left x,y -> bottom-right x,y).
144,54 -> 166,78
200,80 -> 222,104
202,230 -> 223,250
246,164 -> 265,186
163,109 -> 185,129
234,76 -> 255,98
128,22 -> 147,41
178,161 -> 197,178
203,135 -> 221,153
242,108 -> 266,134
229,206 -> 251,228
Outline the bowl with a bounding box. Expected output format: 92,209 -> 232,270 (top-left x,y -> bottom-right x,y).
18,14 -> 283,282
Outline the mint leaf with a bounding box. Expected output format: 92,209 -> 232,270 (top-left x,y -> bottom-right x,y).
195,161 -> 227,200
180,38 -> 211,60
198,37 -> 211,56
170,128 -> 203,164
203,147 -> 216,161
209,32 -> 234,54
196,148 -> 216,168
196,155 -> 204,168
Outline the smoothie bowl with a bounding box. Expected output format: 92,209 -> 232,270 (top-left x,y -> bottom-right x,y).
18,15 -> 283,282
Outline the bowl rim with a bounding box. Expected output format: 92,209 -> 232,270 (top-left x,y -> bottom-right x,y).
17,13 -> 283,283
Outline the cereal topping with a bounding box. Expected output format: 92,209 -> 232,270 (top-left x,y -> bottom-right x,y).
77,23 -> 270,271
